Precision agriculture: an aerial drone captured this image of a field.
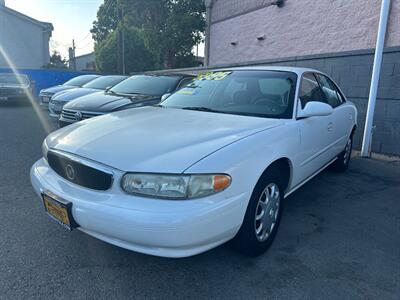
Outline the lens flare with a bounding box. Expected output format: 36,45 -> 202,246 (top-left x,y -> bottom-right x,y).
0,45 -> 52,133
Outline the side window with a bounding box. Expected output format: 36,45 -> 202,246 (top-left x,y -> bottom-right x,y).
330,77 -> 345,104
299,73 -> 325,109
316,74 -> 343,108
176,78 -> 194,90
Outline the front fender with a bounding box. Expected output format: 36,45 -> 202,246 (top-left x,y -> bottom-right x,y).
185,121 -> 300,210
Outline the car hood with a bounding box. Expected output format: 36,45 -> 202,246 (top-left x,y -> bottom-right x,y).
53,88 -> 99,102
46,107 -> 284,173
0,83 -> 29,89
42,85 -> 76,95
64,92 -> 160,113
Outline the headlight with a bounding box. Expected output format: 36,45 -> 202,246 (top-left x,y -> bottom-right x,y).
121,173 -> 231,199
42,139 -> 49,161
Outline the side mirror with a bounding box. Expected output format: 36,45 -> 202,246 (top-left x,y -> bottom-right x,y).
298,101 -> 333,118
105,86 -> 112,92
161,93 -> 171,102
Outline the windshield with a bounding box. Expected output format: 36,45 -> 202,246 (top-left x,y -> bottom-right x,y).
63,75 -> 99,87
82,75 -> 127,90
110,75 -> 180,96
161,70 -> 298,119
0,74 -> 29,86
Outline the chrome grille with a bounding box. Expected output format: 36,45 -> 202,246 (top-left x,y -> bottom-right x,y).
0,88 -> 21,97
47,151 -> 113,191
61,109 -> 103,122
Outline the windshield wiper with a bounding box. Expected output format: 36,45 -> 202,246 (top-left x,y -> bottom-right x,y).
106,90 -> 145,99
106,90 -> 118,95
181,106 -> 271,118
181,106 -> 220,113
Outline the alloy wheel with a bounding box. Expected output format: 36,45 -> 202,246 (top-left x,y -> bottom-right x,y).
254,183 -> 280,242
344,137 -> 352,165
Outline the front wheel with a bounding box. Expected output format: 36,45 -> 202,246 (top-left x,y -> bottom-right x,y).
331,135 -> 353,172
233,171 -> 283,256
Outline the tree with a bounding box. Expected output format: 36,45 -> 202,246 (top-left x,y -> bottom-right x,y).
92,0 -> 205,71
122,0 -> 206,69
91,0 -> 119,43
44,51 -> 68,69
95,27 -> 156,74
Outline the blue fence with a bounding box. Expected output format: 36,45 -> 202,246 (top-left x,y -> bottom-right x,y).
0,68 -> 96,98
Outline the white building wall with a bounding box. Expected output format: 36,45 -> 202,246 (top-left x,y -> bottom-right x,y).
209,0 -> 400,65
0,8 -> 51,69
75,52 -> 96,71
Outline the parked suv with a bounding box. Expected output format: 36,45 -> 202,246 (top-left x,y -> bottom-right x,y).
59,73 -> 194,127
0,73 -> 32,101
39,74 -> 99,106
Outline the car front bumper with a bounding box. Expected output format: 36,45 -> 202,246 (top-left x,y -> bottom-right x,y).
30,158 -> 249,258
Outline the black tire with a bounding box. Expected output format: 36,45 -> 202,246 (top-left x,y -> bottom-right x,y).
232,169 -> 284,256
330,135 -> 353,173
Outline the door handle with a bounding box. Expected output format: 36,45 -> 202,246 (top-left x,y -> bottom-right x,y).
327,122 -> 333,131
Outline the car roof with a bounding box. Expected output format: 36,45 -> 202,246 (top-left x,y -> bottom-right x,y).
213,66 -> 323,76
98,75 -> 128,78
142,73 -> 195,78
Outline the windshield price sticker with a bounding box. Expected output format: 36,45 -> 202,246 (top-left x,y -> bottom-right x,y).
197,71 -> 231,81
177,88 -> 197,95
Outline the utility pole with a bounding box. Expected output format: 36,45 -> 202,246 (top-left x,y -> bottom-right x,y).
204,0 -> 215,66
117,5 -> 126,75
68,39 -> 76,71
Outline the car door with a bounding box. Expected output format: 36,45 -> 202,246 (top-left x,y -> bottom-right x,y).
296,73 -> 336,179
315,74 -> 349,155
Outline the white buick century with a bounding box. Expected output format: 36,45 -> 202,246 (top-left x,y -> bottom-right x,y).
31,67 -> 357,258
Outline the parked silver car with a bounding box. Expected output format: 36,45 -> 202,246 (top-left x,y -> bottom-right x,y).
39,74 -> 99,106
48,75 -> 127,117
0,73 -> 32,101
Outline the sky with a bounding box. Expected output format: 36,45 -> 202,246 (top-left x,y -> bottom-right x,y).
5,0 -> 204,59
6,0 -> 102,58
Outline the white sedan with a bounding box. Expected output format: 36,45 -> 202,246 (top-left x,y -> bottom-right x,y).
31,67 -> 357,258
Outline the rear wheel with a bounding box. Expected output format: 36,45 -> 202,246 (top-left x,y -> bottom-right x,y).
233,170 -> 284,256
331,135 -> 352,172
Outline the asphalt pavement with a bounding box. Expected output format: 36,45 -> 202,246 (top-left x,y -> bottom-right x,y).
1,99 -> 399,299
